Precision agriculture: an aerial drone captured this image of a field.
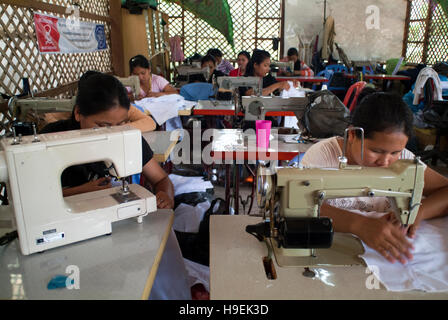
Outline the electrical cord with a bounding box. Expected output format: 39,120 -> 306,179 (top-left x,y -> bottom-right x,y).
0,230 -> 18,246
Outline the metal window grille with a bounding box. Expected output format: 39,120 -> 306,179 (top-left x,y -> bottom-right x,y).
159,0 -> 283,62
403,0 -> 448,65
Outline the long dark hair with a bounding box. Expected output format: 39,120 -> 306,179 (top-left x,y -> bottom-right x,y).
245,49 -> 270,76
351,92 -> 414,139
74,73 -> 130,120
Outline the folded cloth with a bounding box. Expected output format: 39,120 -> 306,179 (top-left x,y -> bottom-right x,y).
169,174 -> 214,196
134,94 -> 186,126
360,215 -> 448,292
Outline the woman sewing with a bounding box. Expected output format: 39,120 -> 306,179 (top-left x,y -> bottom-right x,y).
40,73 -> 174,209
241,49 -> 290,96
129,54 -> 178,99
301,92 -> 448,264
229,51 -> 250,77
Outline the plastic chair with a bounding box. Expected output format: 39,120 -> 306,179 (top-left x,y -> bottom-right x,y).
325,64 -> 348,73
312,69 -> 334,90
343,81 -> 367,113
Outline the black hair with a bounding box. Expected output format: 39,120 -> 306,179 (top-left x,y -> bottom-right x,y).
351,92 -> 414,139
356,87 -> 377,107
74,73 -> 130,119
287,47 -> 299,57
201,54 -> 216,66
237,50 -> 251,61
129,54 -> 151,73
78,70 -> 101,90
245,49 -> 270,76
206,48 -> 223,58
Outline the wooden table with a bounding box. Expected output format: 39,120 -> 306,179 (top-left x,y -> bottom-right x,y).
0,210 -> 175,300
142,130 -> 180,163
210,215 -> 448,300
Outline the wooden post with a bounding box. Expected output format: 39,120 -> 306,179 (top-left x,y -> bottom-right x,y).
110,0 -> 125,76
401,0 -> 412,58
422,1 -> 434,64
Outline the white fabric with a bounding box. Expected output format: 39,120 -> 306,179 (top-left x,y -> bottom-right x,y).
169,174 -> 213,196
280,81 -> 306,98
149,229 -> 192,300
134,94 -> 186,126
301,137 -> 422,211
360,215 -> 448,292
413,67 -> 443,105
184,258 -> 210,292
173,201 -> 211,233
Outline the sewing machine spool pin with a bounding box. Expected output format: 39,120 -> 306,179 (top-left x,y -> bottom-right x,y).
339,127 -> 364,169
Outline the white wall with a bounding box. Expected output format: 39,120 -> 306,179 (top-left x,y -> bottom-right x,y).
284,0 -> 407,63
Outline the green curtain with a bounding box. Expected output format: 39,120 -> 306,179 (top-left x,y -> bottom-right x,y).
162,0 -> 234,49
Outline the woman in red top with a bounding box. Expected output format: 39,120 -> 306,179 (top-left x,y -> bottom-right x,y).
229,51 -> 250,77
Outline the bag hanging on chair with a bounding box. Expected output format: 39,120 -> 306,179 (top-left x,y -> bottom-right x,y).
300,90 -> 351,138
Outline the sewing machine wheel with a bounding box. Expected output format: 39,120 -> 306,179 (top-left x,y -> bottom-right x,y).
256,164 -> 274,218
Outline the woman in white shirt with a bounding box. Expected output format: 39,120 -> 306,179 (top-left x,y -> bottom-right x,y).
301,92 -> 448,264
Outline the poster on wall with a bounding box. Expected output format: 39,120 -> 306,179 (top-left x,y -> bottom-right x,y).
34,12 -> 107,54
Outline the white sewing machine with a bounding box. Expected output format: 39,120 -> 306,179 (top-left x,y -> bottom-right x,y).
0,125 -> 157,255
246,129 -> 425,267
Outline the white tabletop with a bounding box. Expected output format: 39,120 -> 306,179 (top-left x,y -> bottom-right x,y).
211,128 -> 313,161
210,215 -> 448,300
0,209 -> 174,300
142,130 -> 180,162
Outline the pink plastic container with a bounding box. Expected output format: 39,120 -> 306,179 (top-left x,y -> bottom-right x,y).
256,120 -> 272,149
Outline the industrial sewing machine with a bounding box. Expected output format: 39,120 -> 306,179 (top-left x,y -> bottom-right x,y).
8,96 -> 76,122
216,76 -> 262,114
0,125 -> 157,255
8,76 -> 141,122
115,75 -> 141,100
241,95 -> 309,121
174,65 -> 210,87
246,128 -> 425,267
270,60 -> 295,77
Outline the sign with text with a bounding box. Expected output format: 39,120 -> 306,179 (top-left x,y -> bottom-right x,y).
34,12 -> 107,54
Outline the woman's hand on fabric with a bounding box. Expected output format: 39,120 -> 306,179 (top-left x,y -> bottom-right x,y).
357,212 -> 414,264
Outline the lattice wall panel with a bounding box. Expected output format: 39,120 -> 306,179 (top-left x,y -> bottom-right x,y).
404,0 -> 448,65
0,1 -> 111,98
159,0 -> 282,61
427,4 -> 448,65
40,0 -> 110,17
